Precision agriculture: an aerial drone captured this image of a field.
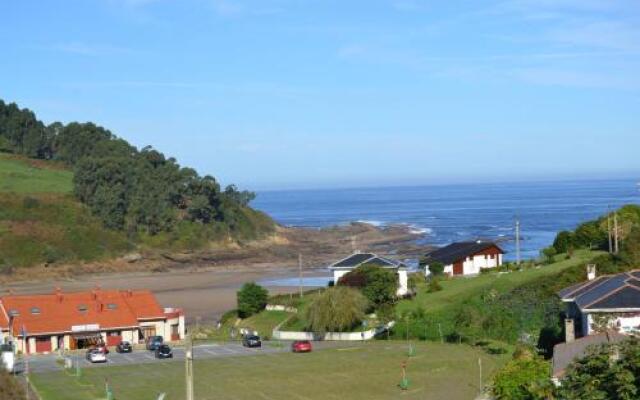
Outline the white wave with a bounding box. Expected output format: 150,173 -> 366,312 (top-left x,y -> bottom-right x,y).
356,220 -> 385,227
408,225 -> 433,235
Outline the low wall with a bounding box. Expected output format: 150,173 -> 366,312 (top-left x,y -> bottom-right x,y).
272,321 -> 395,341
265,304 -> 298,313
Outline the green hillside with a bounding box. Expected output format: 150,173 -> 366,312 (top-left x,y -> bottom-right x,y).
0,154 -> 73,193
0,155 -> 133,269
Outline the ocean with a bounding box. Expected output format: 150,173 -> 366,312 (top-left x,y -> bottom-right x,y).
253,179 -> 640,262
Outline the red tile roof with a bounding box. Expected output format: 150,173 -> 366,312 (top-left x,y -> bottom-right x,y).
0,289 -> 166,336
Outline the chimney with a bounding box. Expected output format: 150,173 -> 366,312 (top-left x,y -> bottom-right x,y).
565,319 -> 575,343
587,264 -> 597,281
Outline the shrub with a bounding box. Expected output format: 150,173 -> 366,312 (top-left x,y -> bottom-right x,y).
427,278 -> 443,292
236,283 -> 268,318
428,261 -> 445,276
220,310 -> 238,324
492,356 -> 551,400
338,264 -> 397,307
557,338 -> 640,399
305,286 -> 368,333
22,196 -> 40,209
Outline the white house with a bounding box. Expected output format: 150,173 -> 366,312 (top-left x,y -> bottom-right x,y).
422,241 -> 504,277
328,252 -> 409,296
558,268 -> 640,338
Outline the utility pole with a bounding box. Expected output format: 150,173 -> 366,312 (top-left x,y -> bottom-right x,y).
298,253 -> 303,299
515,218 -> 521,266
607,208 -> 613,254
614,212 -> 620,254
478,357 -> 483,396
185,335 -> 194,400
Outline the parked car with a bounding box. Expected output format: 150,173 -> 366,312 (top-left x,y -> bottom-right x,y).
155,344 -> 173,359
116,341 -> 133,353
291,340 -> 312,353
242,335 -> 262,348
94,343 -> 109,354
86,349 -> 107,363
145,335 -> 164,351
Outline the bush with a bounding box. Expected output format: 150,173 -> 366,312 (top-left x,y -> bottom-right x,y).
338,264 -> 397,307
219,309 -> 238,324
492,356 -> 551,400
427,278 -> 443,292
305,286 -> 368,332
236,283 -> 268,318
557,338 -> 640,399
428,261 -> 445,276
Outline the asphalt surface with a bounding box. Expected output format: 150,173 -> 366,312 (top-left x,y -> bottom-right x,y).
17,341 -> 348,374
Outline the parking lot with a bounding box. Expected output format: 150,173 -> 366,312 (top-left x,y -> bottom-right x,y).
20,341 -> 347,374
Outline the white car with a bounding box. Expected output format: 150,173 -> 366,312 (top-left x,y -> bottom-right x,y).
86,349 -> 107,363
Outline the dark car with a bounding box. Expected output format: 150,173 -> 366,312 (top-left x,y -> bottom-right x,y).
116,341 -> 132,353
291,340 -> 312,353
145,335 -> 164,351
242,335 -> 262,348
155,344 -> 173,359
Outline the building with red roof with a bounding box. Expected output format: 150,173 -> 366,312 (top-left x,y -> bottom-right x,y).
0,288 -> 184,354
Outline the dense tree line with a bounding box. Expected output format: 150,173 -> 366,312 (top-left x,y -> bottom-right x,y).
0,99 -> 272,237
552,205 -> 640,254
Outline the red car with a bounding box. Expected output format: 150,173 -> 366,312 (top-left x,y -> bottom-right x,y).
291,340 -> 312,353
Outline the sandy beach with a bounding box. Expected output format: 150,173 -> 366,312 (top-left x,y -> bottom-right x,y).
1,265 -> 330,323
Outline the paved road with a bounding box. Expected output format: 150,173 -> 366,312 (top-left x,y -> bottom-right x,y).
18,341 -> 350,374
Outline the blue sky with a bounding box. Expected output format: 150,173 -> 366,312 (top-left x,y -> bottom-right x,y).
1,0 -> 639,190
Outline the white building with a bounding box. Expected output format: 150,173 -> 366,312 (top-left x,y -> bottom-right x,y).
0,288 -> 185,354
559,269 -> 640,338
329,252 -> 409,296
422,241 -> 504,277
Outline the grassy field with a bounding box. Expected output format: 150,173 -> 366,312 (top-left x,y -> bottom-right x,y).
32,342 -> 508,400
391,249 -> 601,343
397,249 -> 598,315
0,154 -> 73,193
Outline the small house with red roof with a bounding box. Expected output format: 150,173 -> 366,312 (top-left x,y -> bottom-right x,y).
0,288 -> 184,354
422,241 -> 504,276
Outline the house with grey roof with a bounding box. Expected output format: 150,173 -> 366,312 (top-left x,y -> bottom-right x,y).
328,252 -> 409,296
558,268 -> 640,339
422,241 -> 504,276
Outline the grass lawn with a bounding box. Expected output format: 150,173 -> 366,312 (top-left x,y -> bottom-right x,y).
32,342 -> 508,400
397,249 -> 599,316
0,154 -> 72,193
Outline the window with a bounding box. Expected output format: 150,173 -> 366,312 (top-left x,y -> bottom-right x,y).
77,304 -> 88,312
30,307 -> 41,315
106,303 -> 117,310
8,310 -> 19,317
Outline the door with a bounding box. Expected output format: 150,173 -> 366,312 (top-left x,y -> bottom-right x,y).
170,324 -> 179,341
106,331 -> 122,346
35,337 -> 52,353
453,262 -> 463,275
